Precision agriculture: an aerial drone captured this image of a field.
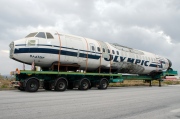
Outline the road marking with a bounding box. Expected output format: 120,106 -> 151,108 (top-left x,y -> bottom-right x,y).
171,108 -> 180,113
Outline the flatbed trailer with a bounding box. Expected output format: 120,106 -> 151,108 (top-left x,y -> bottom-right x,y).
11,68 -> 178,92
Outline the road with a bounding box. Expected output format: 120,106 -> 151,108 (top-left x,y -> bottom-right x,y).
0,85 -> 180,119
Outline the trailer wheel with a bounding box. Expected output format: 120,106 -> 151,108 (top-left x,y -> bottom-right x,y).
25,78 -> 39,92
98,78 -> 108,90
55,79 -> 67,91
79,78 -> 90,90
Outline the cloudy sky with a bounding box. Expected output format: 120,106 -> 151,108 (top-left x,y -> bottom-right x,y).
0,0 -> 180,75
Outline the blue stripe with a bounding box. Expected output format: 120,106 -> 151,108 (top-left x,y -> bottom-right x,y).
149,64 -> 157,67
15,44 -> 101,54
15,44 -> 26,46
14,48 -> 100,60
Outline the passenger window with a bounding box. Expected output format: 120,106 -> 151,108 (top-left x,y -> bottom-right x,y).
91,46 -> 95,51
112,50 -> 115,54
35,32 -> 46,38
46,32 -> 54,39
97,47 -> 101,52
89,43 -> 96,52
103,48 -> 105,52
117,51 -> 119,55
108,49 -> 110,53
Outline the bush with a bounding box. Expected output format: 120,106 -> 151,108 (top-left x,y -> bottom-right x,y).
0,79 -> 14,90
1,84 -> 8,89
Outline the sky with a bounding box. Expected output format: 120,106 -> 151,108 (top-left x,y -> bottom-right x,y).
0,0 -> 180,75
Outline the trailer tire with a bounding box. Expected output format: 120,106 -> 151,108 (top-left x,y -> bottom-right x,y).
79,78 -> 90,90
55,79 -> 67,91
98,78 -> 108,90
25,78 -> 39,92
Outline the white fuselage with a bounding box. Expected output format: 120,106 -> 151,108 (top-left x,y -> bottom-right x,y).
9,31 -> 171,74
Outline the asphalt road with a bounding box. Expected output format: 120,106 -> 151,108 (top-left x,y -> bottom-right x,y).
0,85 -> 180,119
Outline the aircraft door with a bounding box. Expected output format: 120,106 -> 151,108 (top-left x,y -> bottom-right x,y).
97,41 -> 109,59
26,39 -> 39,47
87,43 -> 99,69
89,43 -> 96,56
155,55 -> 162,69
65,35 -> 85,65
97,41 -> 110,69
77,49 -> 85,62
26,39 -> 39,59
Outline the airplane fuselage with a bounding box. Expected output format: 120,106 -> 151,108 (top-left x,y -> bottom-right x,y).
9,31 -> 171,74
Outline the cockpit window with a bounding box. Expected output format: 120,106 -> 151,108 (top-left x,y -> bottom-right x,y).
46,32 -> 54,39
35,32 -> 46,38
25,32 -> 38,38
25,32 -> 53,39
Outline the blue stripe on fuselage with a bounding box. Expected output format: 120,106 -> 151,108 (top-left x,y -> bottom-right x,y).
15,44 -> 101,54
14,48 -> 100,60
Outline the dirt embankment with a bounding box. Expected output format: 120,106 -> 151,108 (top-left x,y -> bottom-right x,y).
0,76 -> 15,90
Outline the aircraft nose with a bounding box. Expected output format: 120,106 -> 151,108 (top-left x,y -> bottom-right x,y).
167,58 -> 172,68
9,41 -> 14,59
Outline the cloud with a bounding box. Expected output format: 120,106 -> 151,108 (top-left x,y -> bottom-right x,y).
1,50 -> 9,53
0,0 -> 180,75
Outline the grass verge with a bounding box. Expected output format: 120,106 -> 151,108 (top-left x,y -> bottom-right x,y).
109,80 -> 180,87
0,79 -> 15,90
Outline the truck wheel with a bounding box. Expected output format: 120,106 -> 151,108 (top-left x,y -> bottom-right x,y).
26,78 -> 39,92
98,78 -> 108,90
79,78 -> 90,90
55,79 -> 67,91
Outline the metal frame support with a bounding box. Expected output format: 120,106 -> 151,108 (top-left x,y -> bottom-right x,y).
159,80 -> 161,87
149,80 -> 152,87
